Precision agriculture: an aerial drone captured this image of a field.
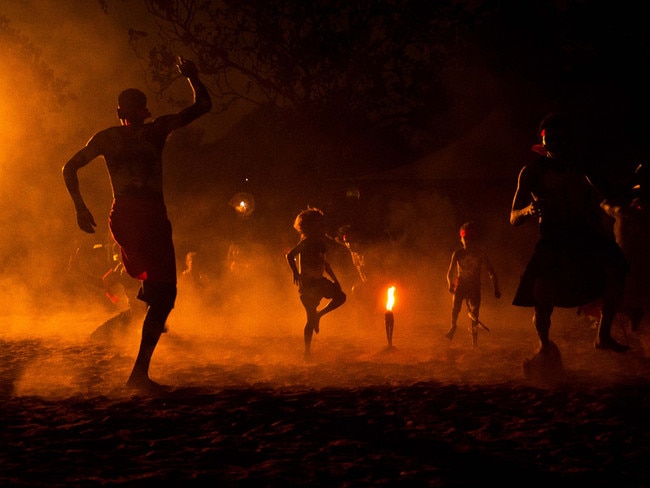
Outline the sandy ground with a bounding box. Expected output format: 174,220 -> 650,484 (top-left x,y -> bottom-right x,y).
1,300 -> 649,487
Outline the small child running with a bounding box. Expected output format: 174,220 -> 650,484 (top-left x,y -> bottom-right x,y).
286,207 -> 347,360
445,221 -> 501,347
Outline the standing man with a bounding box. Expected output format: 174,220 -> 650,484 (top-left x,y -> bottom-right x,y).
63,57 -> 212,391
510,112 -> 629,354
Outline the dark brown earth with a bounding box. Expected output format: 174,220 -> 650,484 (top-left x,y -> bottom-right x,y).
1,304 -> 649,487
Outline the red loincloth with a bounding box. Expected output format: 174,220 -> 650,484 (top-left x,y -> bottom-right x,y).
108,197 -> 176,283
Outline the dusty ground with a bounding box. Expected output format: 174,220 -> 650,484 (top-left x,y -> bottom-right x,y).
1,301 -> 649,487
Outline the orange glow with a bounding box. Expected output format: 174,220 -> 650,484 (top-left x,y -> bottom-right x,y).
229,192 -> 255,217
386,286 -> 395,311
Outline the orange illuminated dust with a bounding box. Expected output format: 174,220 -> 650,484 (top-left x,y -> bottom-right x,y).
386,286 -> 396,311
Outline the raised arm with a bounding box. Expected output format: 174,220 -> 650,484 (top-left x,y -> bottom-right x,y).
158,57 -> 212,132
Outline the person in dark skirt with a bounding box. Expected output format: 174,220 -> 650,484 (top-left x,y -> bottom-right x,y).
510,112 -> 629,354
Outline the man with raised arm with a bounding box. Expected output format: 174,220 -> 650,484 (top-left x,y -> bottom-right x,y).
63,57 -> 212,392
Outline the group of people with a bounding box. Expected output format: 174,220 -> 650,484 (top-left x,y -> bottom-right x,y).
62,56 -> 642,392
447,112 -> 640,357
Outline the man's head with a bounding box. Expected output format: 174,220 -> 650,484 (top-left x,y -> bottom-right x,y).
539,112 -> 572,156
117,88 -> 151,125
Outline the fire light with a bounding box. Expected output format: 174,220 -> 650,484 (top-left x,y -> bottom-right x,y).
229,192 -> 255,217
386,286 -> 395,311
384,286 -> 396,348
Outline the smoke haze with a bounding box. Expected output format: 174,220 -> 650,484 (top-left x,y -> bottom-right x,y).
0,2 -> 645,400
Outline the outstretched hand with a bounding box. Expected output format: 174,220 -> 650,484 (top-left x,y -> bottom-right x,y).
76,208 -> 96,234
177,56 -> 199,78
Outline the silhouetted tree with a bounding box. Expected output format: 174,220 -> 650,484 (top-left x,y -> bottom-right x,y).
101,0 -> 477,145
0,15 -> 75,109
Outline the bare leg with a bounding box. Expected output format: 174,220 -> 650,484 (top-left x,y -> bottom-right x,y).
126,308 -> 167,391
467,298 -> 481,347
301,295 -> 320,360
446,294 -> 461,340
304,320 -> 315,359
317,290 -> 346,318
470,320 -> 479,348
533,276 -> 555,352
533,305 -> 552,352
595,261 -> 630,352
595,311 -> 630,352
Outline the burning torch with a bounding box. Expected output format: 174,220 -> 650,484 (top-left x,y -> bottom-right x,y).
385,286 -> 396,347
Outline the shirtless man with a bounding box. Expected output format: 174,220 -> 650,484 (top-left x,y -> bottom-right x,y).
62,57 -> 212,391
510,112 -> 629,354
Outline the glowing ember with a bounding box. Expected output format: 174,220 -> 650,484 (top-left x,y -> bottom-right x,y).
386,286 -> 395,311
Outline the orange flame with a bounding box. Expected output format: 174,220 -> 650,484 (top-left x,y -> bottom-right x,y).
386,286 -> 395,311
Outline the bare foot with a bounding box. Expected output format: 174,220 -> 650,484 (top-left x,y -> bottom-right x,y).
537,341 -> 555,354
594,337 -> 630,353
523,341 -> 564,386
444,327 -> 456,341
126,375 -> 169,394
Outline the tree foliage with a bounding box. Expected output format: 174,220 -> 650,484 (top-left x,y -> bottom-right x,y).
103,0 -> 476,138
0,15 -> 75,109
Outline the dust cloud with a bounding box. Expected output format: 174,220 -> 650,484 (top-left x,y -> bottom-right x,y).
0,2 -> 646,400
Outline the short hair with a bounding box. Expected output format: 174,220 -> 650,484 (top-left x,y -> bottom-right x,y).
117,88 -> 148,121
293,207 -> 325,237
118,88 -> 147,110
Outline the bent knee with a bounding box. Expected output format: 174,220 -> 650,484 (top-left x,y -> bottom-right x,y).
138,281 -> 177,310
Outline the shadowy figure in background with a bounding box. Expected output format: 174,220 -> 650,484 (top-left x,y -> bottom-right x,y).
287,207 -> 347,360
65,242 -> 115,308
600,163 -> 650,331
62,57 -> 211,392
90,247 -> 146,343
510,112 -> 630,361
445,221 -> 501,347
175,250 -> 218,315
179,251 -> 211,294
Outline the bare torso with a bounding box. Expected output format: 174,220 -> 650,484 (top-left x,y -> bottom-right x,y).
86,122 -> 169,198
